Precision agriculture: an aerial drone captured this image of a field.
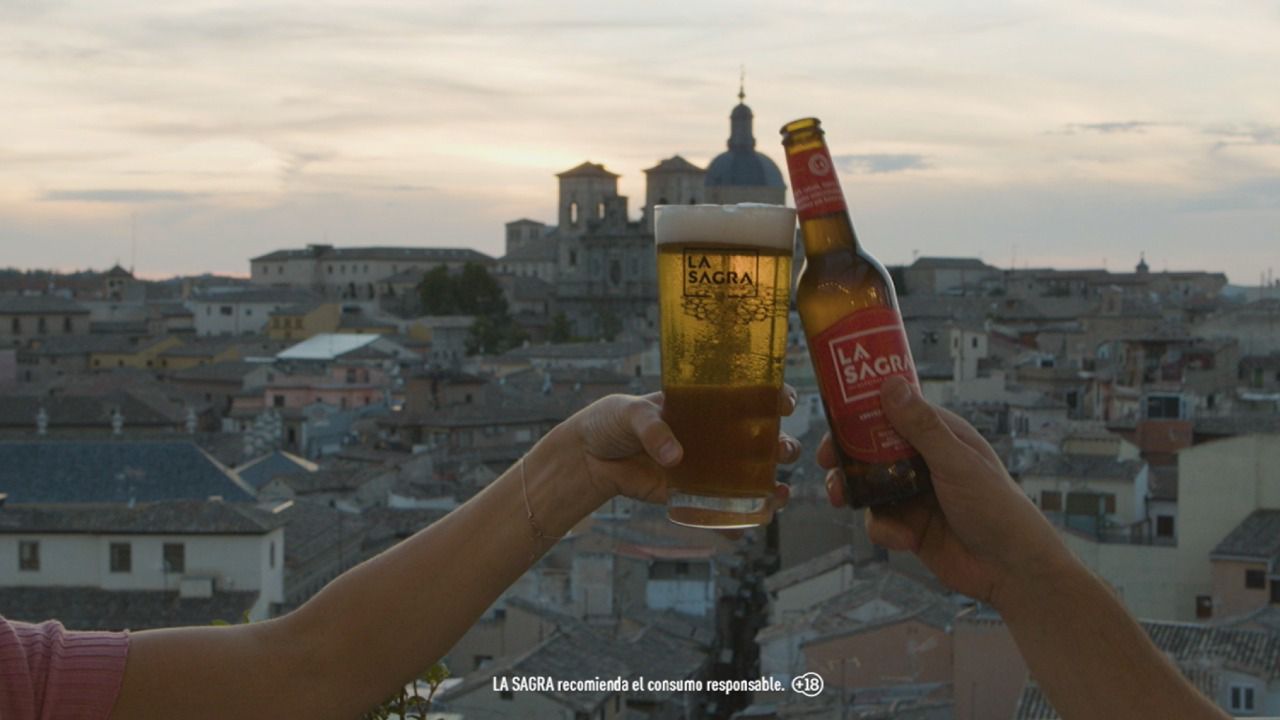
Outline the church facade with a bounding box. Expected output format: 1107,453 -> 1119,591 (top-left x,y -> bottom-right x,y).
499,91 -> 787,339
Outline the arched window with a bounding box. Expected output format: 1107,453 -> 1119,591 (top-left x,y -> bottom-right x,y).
597,201 -> 605,219
569,202 -> 579,225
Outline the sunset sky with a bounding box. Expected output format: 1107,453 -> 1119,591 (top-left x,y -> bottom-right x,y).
2,1 -> 1277,283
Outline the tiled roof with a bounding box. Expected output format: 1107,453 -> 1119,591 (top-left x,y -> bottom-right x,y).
499,238 -> 558,263
1012,683 -> 1059,720
0,393 -> 185,429
170,360 -> 266,383
1022,454 -> 1144,481
190,288 -> 319,305
758,564 -> 954,646
0,441 -> 255,503
644,155 -> 704,174
0,295 -> 89,315
909,256 -> 995,270
235,451 -> 318,490
251,246 -> 493,263
502,340 -> 647,360
556,161 -> 619,179
0,500 -> 285,534
1211,509 -> 1280,561
0,587 -> 258,631
273,499 -> 366,569
764,544 -> 859,593
24,335 -> 136,355
1015,619 -> 1280,718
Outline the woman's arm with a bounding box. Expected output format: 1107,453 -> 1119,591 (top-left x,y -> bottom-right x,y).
818,376 -> 1227,720
110,392 -> 797,720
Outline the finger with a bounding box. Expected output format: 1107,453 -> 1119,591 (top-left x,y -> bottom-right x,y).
778,384 -> 799,417
625,400 -> 683,467
879,377 -> 975,475
776,433 -> 801,464
816,433 -> 838,469
865,505 -> 925,553
935,406 -> 1001,465
825,469 -> 846,507
641,391 -> 666,408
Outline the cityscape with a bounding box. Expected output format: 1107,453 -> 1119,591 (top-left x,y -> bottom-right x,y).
2,84 -> 1279,719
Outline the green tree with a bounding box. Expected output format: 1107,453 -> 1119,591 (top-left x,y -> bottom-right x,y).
548,312 -> 572,343
416,262 -> 528,355
597,308 -> 622,342
418,265 -> 458,315
362,662 -> 451,720
466,312 -> 528,356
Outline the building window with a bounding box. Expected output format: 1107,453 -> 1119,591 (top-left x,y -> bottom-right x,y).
270,541 -> 276,569
63,317 -> 72,333
327,266 -> 333,275
570,201 -> 579,226
1040,491 -> 1062,511
110,542 -> 132,573
262,265 -> 270,275
1246,569 -> 1266,589
1272,580 -> 1280,605
569,250 -> 578,267
1195,594 -> 1212,619
597,201 -> 605,219
675,561 -> 689,576
273,395 -> 285,408
970,337 -> 978,349
164,543 -> 185,574
10,317 -> 19,334
37,317 -> 47,333
279,265 -> 284,274
220,306 -> 233,316
18,541 -> 39,571
1103,494 -> 1116,515
1156,515 -> 1174,538
1229,684 -> 1255,713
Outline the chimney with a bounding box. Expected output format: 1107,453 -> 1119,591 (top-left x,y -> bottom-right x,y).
36,407 -> 48,436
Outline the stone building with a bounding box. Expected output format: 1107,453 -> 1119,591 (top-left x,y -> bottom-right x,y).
496,87 -> 788,338
249,245 -> 493,301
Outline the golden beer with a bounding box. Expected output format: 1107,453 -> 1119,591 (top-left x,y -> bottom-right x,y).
655,204 -> 795,528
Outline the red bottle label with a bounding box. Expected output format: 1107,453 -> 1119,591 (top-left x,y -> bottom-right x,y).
810,306 -> 920,464
786,145 -> 847,221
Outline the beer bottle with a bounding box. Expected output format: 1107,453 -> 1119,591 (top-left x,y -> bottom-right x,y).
780,117 -> 931,508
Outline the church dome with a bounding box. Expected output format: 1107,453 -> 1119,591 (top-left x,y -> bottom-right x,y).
705,90 -> 785,189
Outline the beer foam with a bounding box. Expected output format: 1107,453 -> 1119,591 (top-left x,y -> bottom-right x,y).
655,203 -> 796,250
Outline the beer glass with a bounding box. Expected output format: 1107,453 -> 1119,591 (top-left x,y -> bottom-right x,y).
654,203 -> 796,528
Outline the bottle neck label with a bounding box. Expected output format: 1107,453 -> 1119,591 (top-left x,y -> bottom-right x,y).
785,144 -> 847,221
809,306 -> 920,464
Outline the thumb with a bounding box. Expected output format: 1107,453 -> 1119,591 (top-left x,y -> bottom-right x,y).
623,398 -> 683,467
879,377 -> 967,474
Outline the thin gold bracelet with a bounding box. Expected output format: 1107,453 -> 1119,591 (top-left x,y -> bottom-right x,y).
521,457 -> 565,555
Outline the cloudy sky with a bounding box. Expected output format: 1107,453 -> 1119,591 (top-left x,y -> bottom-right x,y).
2,0 -> 1277,283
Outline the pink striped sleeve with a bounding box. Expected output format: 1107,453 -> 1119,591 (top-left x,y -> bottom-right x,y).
0,617 -> 129,720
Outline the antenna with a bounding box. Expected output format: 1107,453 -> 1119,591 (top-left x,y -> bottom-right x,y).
738,65 -> 745,103
130,213 -> 137,274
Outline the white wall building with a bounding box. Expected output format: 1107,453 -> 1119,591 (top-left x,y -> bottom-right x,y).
189,289 -> 318,337
0,501 -> 286,620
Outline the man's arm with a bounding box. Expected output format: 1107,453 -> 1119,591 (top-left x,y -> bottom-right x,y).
818,376 -> 1228,720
